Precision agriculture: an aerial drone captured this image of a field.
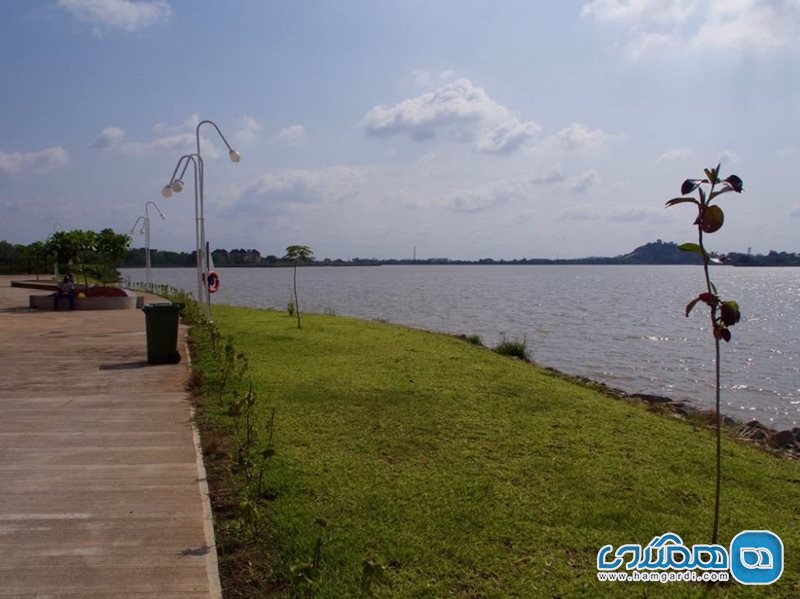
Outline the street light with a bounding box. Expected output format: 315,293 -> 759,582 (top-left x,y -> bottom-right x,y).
161,119 -> 240,321
145,201 -> 166,285
163,153 -> 204,310
130,201 -> 166,286
129,216 -> 146,282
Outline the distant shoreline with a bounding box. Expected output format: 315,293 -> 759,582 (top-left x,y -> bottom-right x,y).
122,262 -> 800,268
114,241 -> 800,269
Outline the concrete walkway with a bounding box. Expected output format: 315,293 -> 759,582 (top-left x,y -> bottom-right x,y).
0,276 -> 221,598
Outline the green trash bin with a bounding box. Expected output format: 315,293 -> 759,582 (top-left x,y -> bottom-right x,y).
142,303 -> 183,364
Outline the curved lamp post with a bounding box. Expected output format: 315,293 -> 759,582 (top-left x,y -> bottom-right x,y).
163,154 -> 203,307
129,215 -> 147,286
130,201 -> 166,286
161,120 -> 240,321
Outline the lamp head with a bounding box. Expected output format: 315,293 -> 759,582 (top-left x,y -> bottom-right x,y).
229,149 -> 241,163
161,185 -> 173,198
170,179 -> 184,193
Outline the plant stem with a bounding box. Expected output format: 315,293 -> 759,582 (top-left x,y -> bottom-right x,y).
699,180 -> 722,545
712,335 -> 721,544
293,260 -> 301,329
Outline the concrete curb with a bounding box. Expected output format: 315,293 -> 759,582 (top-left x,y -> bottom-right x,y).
183,332 -> 223,599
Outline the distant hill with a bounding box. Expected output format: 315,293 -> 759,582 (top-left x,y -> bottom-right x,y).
615,240 -> 702,265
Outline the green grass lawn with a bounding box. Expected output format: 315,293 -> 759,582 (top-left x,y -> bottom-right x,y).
195,305 -> 799,598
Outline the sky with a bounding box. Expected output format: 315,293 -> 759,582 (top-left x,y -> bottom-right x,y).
1,0 -> 799,260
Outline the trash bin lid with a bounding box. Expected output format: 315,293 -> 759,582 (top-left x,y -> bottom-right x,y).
142,302 -> 183,312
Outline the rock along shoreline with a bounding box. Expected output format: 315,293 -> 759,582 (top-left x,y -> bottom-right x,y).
538,364 -> 800,460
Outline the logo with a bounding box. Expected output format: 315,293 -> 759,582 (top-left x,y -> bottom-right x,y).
597,530 -> 784,585
729,530 -> 783,585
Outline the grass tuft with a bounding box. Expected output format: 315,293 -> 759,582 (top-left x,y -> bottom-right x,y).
494,336 -> 530,360
460,333 -> 484,347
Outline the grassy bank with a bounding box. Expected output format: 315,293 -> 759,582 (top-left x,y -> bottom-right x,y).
191,305 -> 799,598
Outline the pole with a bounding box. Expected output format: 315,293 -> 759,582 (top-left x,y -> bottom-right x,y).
205,241 -> 213,322
144,215 -> 152,285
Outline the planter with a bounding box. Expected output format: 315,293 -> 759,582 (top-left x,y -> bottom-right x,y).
28,287 -> 140,311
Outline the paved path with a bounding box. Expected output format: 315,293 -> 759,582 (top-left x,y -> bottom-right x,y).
0,276 -> 221,598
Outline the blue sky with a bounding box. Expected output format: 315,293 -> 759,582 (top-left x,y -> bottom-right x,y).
1,0 -> 798,259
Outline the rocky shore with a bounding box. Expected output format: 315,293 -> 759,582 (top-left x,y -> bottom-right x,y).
541,366 -> 800,460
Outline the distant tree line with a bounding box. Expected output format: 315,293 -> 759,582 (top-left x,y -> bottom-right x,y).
115,240 -> 800,268
118,240 -> 799,267
1,229 -> 130,283
724,250 -> 800,267
5,238 -> 799,274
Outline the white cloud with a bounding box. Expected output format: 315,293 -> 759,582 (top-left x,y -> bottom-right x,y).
790,206 -> 800,218
363,79 -> 512,143
57,0 -> 172,32
556,204 -> 602,221
475,118 -> 542,155
657,146 -> 693,162
551,122 -> 612,152
364,78 -> 552,156
718,148 -> 740,166
122,132 -> 202,156
232,116 -> 262,146
532,168 -> 567,184
411,69 -> 433,87
581,0 -> 697,25
277,124 -> 307,146
0,147 -> 69,175
558,202 -> 669,222
607,204 -> 670,222
418,152 -> 438,163
583,0 -> 800,57
411,69 -> 458,87
447,180 -> 528,213
446,170 -> 565,213
91,126 -> 125,149
693,0 -> 800,53
232,167 -> 365,215
152,113 -> 199,135
121,115 -> 238,158
568,170 -> 600,193
625,31 -> 676,60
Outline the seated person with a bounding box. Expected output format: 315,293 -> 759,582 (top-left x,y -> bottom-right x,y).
53,273 -> 76,311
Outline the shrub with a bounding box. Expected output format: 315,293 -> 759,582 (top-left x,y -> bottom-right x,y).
494,336 -> 529,360
464,334 -> 483,346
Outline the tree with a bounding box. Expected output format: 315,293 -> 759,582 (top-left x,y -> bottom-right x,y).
46,228 -> 130,286
19,241 -> 49,279
665,164 -> 743,544
95,228 -> 132,284
284,245 -> 313,329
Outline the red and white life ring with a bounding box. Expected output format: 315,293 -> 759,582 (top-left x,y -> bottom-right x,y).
206,270 -> 220,294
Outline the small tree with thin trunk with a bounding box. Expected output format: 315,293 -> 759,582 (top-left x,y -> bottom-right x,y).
665,164 -> 743,544
284,245 -> 313,329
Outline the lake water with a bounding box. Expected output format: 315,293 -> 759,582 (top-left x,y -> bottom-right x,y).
122,265 -> 800,429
